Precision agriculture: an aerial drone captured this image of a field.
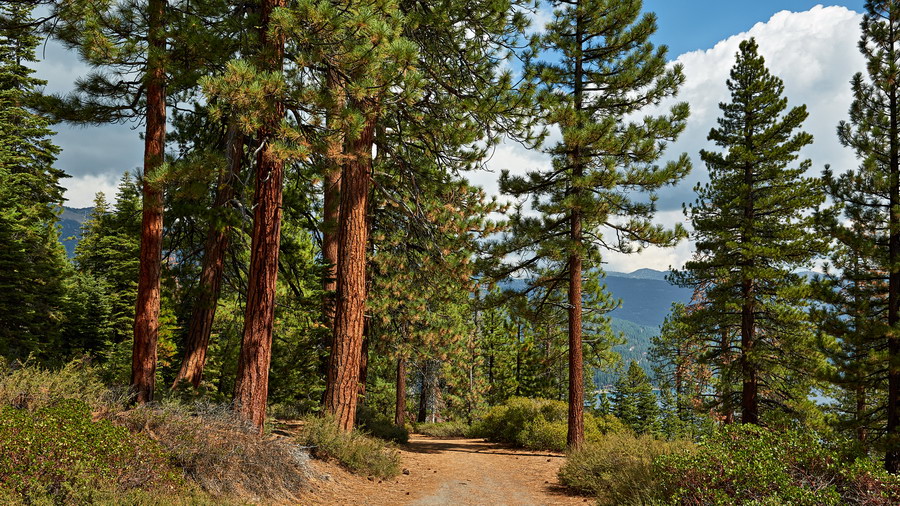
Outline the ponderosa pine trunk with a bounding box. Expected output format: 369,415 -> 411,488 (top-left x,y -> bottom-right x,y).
131,0 -> 166,404
567,221 -> 585,448
232,0 -> 285,432
323,103 -> 376,431
321,68 -> 343,393
395,356 -> 407,426
173,125 -> 243,389
566,13 -> 585,450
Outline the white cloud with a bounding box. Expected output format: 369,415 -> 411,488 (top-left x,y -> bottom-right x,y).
63,173 -> 122,208
475,5 -> 866,274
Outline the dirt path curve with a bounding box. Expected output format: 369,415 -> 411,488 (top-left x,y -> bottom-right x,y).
300,435 -> 589,505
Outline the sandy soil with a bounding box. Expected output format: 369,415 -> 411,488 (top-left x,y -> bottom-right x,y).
298,435 -> 590,505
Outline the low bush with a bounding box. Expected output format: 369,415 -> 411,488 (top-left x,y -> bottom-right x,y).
414,421 -> 471,438
0,358 -> 123,412
656,424 -> 900,505
471,397 -> 628,451
559,433 -> 693,505
115,400 -> 311,501
0,399 -> 181,503
357,405 -> 409,443
298,415 -> 401,479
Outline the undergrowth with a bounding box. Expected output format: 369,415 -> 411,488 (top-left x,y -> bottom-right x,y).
0,399 -> 183,503
0,360 -> 309,504
470,397 -> 628,451
298,415 -> 401,479
116,400 -> 311,501
414,420 -> 471,438
657,424 -> 900,505
558,433 -> 693,505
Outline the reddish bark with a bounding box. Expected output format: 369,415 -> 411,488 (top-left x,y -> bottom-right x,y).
567,225 -> 585,449
232,0 -> 285,432
323,69 -> 343,324
321,70 -> 343,398
566,15 -> 585,450
131,0 -> 166,404
173,126 -> 243,389
395,356 -> 407,426
324,105 -> 377,431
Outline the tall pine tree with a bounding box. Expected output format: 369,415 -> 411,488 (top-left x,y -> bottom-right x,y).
500,0 -> 690,448
672,38 -> 826,425
829,0 -> 900,471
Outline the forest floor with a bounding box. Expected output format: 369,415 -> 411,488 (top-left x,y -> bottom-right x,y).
296,435 -> 590,505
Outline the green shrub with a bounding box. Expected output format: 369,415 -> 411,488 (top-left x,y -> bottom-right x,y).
656,424 -> 900,505
0,358 -> 122,412
559,433 -> 693,505
356,405 -> 409,443
299,415 -> 401,478
518,417 -> 568,450
414,421 -> 471,438
471,397 -> 628,451
0,399 -> 180,503
470,397 -> 568,444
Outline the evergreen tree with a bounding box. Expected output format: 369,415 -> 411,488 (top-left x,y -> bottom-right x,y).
827,0 -> 900,471
612,360 -> 658,434
811,207 -> 884,452
672,38 -> 826,425
0,2 -> 69,361
500,0 -> 690,448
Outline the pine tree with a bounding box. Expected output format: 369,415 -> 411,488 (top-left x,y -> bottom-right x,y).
672,38 -> 826,425
232,0 -> 287,431
500,0 -> 690,448
811,201 -> 884,451
0,2 -> 69,361
612,360 -> 658,434
828,0 -> 900,471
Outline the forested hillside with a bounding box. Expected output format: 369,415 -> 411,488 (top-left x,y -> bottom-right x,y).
5,0 -> 900,504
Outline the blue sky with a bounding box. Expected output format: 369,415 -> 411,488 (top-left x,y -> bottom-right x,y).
645,1 -> 865,56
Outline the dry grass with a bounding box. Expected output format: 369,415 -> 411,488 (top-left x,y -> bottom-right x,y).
114,401 -> 312,502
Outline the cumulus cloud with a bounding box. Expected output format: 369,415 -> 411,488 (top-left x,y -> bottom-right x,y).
478,5 -> 866,273
33,39 -> 145,196
63,173 -> 123,208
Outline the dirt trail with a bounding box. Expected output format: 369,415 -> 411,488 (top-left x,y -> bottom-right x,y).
300,435 -> 588,505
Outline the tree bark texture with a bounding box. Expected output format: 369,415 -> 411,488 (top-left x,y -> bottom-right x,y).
566,12 -> 585,450
321,69 -> 344,392
233,0 -> 285,432
131,0 -> 166,404
173,125 -> 243,389
395,356 -> 407,426
323,104 -> 376,431
567,227 -> 585,449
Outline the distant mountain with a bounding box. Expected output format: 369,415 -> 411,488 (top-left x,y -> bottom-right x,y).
604,272 -> 691,327
58,207 -> 92,257
606,268 -> 669,281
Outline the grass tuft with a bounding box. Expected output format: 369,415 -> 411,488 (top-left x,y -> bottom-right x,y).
298,415 -> 401,479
